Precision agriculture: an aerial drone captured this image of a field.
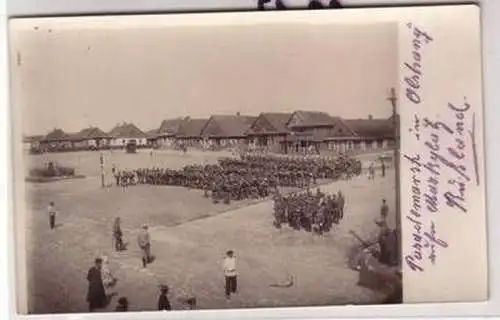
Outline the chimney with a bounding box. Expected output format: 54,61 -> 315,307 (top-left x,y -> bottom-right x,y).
368,114 -> 373,120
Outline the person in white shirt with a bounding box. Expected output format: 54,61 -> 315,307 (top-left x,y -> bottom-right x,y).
47,201 -> 56,230
223,250 -> 237,299
100,256 -> 117,297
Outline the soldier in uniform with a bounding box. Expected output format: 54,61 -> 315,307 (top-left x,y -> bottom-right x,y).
273,191 -> 285,229
380,199 -> 389,223
337,191 -> 345,219
380,158 -> 386,177
368,162 -> 375,180
137,225 -> 152,268
113,217 -> 125,252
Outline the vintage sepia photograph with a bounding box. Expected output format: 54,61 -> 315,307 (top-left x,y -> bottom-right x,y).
9,12 -> 403,314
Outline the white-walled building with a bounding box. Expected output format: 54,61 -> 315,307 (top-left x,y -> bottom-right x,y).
108,122 -> 148,148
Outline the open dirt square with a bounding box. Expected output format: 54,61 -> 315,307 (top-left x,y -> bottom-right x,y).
22,150 -> 396,314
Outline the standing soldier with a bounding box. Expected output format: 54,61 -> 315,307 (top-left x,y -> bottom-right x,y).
315,188 -> 324,202
337,191 -> 345,219
47,201 -> 57,230
331,195 -> 340,225
113,217 -> 125,252
114,169 -> 121,187
380,158 -> 386,177
368,162 -> 375,180
273,192 -> 283,229
137,225 -> 152,268
380,199 -> 389,223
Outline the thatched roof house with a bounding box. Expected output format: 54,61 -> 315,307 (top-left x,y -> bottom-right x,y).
177,118 -> 208,139
42,128 -> 73,142
145,128 -> 161,139
157,117 -> 189,137
343,118 -> 395,139
72,126 -> 111,141
108,122 -> 147,138
201,114 -> 257,138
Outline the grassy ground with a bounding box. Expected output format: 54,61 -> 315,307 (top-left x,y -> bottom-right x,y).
22,151 -> 396,314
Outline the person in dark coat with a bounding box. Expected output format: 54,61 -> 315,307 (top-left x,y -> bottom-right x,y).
380,159 -> 386,177
158,285 -> 172,311
86,258 -> 107,312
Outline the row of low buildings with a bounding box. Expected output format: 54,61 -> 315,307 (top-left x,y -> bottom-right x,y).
24,111 -> 396,154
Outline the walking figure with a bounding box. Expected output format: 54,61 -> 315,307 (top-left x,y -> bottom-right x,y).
47,201 -> 56,230
223,250 -> 237,300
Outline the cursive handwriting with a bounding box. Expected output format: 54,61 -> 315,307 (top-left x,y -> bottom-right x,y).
423,221 -> 449,264
403,98 -> 477,272
403,23 -> 433,105
409,114 -> 421,141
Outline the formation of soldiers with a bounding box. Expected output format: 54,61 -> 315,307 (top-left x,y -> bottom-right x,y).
272,188 -> 345,234
112,154 -> 362,204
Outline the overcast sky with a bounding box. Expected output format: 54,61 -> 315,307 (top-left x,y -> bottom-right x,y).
10,18 -> 397,136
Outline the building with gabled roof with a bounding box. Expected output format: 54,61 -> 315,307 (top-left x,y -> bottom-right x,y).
200,114 -> 256,149
71,126 -> 112,150
338,117 -> 395,151
153,117 -> 190,149
176,118 -> 208,148
281,111 -> 355,154
108,122 -> 148,148
23,134 -> 44,151
246,112 -> 292,153
39,128 -> 75,151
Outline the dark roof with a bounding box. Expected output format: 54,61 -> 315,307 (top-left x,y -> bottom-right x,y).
343,119 -> 395,139
108,123 -> 147,138
72,127 -> 110,140
202,115 -> 257,138
247,113 -> 291,135
177,118 -> 208,138
158,118 -> 187,136
42,129 -> 72,141
145,128 -> 161,139
287,111 -> 338,128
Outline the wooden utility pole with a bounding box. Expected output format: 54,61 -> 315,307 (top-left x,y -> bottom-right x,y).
387,87 -> 402,266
